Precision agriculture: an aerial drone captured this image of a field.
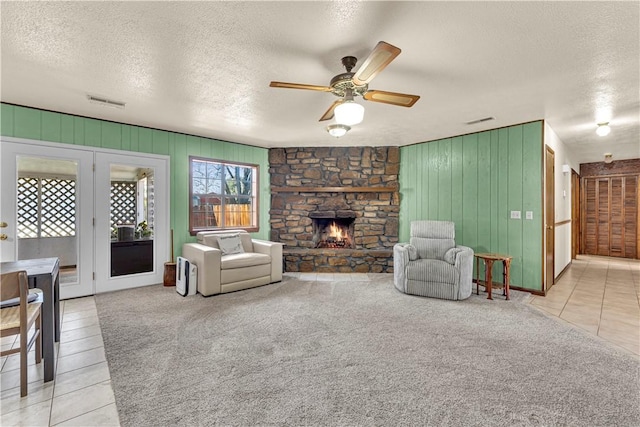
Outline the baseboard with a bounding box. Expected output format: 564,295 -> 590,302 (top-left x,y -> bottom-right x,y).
510,285 -> 545,296
554,261 -> 572,282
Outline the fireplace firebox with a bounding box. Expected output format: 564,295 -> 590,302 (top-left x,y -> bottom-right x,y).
312,218 -> 355,249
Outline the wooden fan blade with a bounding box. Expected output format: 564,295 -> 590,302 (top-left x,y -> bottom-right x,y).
319,100 -> 343,121
363,90 -> 420,107
352,41 -> 401,86
270,81 -> 333,92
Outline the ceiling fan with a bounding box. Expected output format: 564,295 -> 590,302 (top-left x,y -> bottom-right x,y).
270,41 -> 420,129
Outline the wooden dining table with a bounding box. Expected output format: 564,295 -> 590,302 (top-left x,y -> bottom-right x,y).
1,257 -> 60,382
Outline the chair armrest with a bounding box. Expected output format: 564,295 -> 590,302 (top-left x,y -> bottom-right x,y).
182,243 -> 222,296
252,239 -> 284,282
454,245 -> 474,290
393,244 -> 412,293
454,245 -> 473,263
394,244 -> 410,267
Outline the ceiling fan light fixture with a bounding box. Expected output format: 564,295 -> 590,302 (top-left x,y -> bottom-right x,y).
596,122 -> 611,136
327,124 -> 350,138
334,101 -> 364,126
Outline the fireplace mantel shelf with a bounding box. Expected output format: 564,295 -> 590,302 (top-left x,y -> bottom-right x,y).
271,186 -> 396,193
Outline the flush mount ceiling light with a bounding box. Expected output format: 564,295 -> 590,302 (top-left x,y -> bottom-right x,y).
326,124 -> 350,138
596,122 -> 611,136
334,89 -> 365,126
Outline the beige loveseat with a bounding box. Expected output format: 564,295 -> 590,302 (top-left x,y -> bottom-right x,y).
182,230 -> 283,296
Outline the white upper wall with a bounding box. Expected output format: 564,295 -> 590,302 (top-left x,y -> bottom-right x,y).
544,122 -> 579,277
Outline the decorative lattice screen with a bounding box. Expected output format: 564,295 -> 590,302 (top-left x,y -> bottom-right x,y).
17,177 -> 39,238
41,179 -> 76,237
110,181 -> 137,228
17,177 -> 76,238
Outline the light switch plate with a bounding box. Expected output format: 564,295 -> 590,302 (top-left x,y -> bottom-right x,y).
526,211 -> 533,220
510,210 -> 521,219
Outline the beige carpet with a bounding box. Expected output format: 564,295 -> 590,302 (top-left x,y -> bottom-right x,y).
96,275 -> 640,426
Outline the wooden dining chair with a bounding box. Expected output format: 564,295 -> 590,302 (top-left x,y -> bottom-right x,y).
0,270 -> 42,397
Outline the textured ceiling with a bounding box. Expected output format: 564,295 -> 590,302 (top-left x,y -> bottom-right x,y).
1,1 -> 638,164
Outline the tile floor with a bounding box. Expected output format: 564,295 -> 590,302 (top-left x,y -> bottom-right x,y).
530,254 -> 640,356
1,296 -> 119,426
1,255 -> 638,426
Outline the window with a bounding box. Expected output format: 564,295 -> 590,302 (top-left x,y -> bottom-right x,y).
189,156 -> 258,234
17,176 -> 76,238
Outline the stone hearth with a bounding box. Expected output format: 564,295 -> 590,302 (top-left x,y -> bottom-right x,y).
269,147 -> 399,273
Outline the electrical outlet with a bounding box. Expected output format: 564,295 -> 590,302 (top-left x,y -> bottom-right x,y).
510,210 -> 521,219
526,211 -> 533,220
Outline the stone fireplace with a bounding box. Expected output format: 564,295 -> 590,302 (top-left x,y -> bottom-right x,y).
269,147 -> 399,273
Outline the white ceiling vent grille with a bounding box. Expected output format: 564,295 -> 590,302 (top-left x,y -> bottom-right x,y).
466,116 -> 495,125
87,95 -> 126,109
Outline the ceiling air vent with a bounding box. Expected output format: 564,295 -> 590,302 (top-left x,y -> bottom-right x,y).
87,95 -> 126,109
466,116 -> 495,125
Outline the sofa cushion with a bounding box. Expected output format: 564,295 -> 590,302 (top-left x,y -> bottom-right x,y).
411,220 -> 455,239
406,244 -> 418,261
222,263 -> 271,285
444,247 -> 466,264
406,259 -> 458,284
0,290 -> 38,308
216,233 -> 244,255
221,252 -> 271,269
411,237 -> 455,261
202,231 -> 254,253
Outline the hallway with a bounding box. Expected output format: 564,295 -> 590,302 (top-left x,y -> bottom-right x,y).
530,255 -> 640,355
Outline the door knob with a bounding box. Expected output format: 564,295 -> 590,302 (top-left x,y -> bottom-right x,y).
0,234 -> 7,240
0,222 -> 7,228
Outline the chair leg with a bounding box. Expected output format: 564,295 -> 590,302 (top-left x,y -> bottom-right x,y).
20,328 -> 28,397
35,313 -> 42,364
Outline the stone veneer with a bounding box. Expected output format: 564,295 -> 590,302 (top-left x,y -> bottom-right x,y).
269,147 -> 399,273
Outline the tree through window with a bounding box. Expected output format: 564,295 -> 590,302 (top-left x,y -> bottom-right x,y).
189,157 -> 258,234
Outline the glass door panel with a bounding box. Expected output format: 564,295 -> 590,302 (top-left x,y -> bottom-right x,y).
109,164 -> 154,277
95,152 -> 168,293
1,140 -> 94,299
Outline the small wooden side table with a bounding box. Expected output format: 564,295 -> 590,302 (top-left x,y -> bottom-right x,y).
474,253 -> 513,300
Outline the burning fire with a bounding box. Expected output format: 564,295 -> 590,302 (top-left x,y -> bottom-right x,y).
315,219 -> 352,249
329,221 -> 344,241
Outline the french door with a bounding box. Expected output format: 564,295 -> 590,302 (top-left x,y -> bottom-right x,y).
0,139 -> 95,299
94,152 -> 169,293
2,137 -> 171,297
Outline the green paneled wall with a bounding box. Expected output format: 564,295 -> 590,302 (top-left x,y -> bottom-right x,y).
399,122 -> 543,291
1,104 -> 270,257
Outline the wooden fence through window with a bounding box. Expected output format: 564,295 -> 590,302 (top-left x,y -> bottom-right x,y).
192,204 -> 252,228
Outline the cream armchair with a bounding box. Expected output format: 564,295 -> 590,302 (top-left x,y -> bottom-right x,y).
394,220 -> 474,300
182,230 -> 283,296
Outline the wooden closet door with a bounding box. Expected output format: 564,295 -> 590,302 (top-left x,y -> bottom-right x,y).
583,178 -> 598,254
597,178 -> 610,256
582,175 -> 638,258
610,177 -> 623,256
623,176 -> 638,258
